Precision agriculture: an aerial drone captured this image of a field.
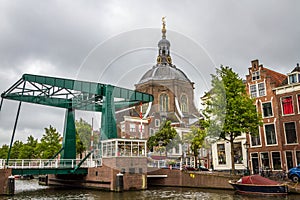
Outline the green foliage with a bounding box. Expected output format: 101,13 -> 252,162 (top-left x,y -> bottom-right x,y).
75,118 -> 93,150
10,140 -> 23,159
147,135 -> 157,152
203,66 -> 262,174
36,125 -> 62,159
166,133 -> 182,153
19,135 -> 38,159
0,144 -> 9,159
147,120 -> 177,152
76,132 -> 86,159
190,126 -> 207,157
203,66 -> 262,140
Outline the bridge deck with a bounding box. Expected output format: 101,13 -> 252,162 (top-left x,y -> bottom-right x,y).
0,159 -> 100,175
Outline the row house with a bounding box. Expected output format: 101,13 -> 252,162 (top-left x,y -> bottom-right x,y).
274,63 -> 300,170
246,59 -> 300,174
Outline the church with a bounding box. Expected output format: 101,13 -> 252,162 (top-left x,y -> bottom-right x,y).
118,18 -> 203,162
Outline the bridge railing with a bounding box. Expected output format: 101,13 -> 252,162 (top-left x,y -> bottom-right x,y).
0,158 -> 102,169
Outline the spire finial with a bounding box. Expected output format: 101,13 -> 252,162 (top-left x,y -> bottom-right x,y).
162,16 -> 166,39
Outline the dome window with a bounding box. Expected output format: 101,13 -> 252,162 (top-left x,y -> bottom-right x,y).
181,95 -> 188,113
159,93 -> 169,112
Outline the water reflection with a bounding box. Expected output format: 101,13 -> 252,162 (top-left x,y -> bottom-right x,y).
1,179 -> 296,200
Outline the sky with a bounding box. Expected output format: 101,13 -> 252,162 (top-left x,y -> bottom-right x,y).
0,0 -> 300,145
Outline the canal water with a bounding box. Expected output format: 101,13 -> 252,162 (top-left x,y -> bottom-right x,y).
2,179 -> 299,200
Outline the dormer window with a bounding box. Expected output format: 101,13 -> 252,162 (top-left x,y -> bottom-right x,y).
288,73 -> 300,84
252,71 -> 260,81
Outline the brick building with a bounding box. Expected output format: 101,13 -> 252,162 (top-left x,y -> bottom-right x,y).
245,59 -> 300,173
273,63 -> 300,170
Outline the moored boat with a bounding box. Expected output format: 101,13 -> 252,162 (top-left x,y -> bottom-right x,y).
229,175 -> 288,195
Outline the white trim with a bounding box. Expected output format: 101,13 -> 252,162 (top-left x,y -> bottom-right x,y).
280,95 -> 295,116
270,151 -> 282,170
261,101 -> 274,118
263,123 -> 278,146
144,102 -> 152,119
175,97 -> 183,118
283,121 -> 298,145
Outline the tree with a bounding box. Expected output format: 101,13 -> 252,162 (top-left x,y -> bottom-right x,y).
203,66 -> 262,174
10,140 -> 23,159
147,135 -> 158,152
166,133 -> 182,154
182,131 -> 195,155
19,135 -> 38,159
36,125 -> 62,159
190,126 -> 207,167
75,118 -> 93,150
76,132 -> 86,159
0,144 -> 9,159
147,120 -> 177,156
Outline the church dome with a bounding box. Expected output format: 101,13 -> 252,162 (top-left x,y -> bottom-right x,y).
138,64 -> 191,84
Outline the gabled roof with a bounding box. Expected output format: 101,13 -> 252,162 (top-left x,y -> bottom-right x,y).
291,63 -> 300,73
263,68 -> 287,87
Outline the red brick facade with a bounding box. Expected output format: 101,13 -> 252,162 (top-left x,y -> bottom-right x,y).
245,59 -> 300,173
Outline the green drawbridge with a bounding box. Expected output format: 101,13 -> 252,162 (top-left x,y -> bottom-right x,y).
0,74 -> 153,174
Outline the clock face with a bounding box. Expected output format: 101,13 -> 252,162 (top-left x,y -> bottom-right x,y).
157,56 -> 162,63
167,56 -> 172,63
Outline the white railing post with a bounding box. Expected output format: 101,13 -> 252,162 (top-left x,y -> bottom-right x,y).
22,159 -> 24,169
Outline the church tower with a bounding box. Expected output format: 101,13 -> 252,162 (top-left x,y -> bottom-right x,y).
135,18 -> 199,127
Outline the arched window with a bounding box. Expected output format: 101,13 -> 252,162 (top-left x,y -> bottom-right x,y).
181,95 -> 188,113
160,93 -> 168,112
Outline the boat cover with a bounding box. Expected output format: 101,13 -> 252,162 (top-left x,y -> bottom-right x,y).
241,175 -> 280,185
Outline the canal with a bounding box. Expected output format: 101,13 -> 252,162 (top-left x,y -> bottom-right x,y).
2,179 -> 299,199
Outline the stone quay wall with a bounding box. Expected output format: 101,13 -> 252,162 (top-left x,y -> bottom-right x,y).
148,168 -> 240,190
47,157 -> 148,191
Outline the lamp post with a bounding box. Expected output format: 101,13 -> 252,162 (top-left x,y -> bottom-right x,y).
243,141 -> 250,175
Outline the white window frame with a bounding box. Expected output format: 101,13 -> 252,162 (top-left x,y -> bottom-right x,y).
258,82 -> 266,96
264,123 -> 278,146
271,151 -> 282,170
284,121 -> 298,145
130,123 -> 136,132
281,95 -> 294,116
261,101 -> 273,118
288,72 -> 300,84
155,119 -> 160,127
250,129 -> 262,147
252,71 -> 260,81
250,84 -> 257,98
249,82 -> 266,98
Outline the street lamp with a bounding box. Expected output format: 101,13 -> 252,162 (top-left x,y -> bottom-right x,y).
243,141 -> 250,175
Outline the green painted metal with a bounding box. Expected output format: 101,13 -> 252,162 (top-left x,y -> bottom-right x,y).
71,151 -> 93,173
61,109 -> 76,160
6,102 -> 22,165
101,85 -> 116,139
1,74 -> 154,163
12,168 -> 88,176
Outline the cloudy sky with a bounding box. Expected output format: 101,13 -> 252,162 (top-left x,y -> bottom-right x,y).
0,0 -> 300,145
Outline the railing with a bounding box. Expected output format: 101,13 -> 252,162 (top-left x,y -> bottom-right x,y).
0,158 -> 102,169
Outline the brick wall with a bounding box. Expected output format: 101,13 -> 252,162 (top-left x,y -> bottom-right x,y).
148,168 -> 238,190
0,168 -> 12,195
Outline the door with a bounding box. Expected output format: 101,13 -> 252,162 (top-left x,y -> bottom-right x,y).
286,151 -> 294,170
251,153 -> 259,174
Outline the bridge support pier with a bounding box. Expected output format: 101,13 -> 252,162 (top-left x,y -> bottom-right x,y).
0,168 -> 14,195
